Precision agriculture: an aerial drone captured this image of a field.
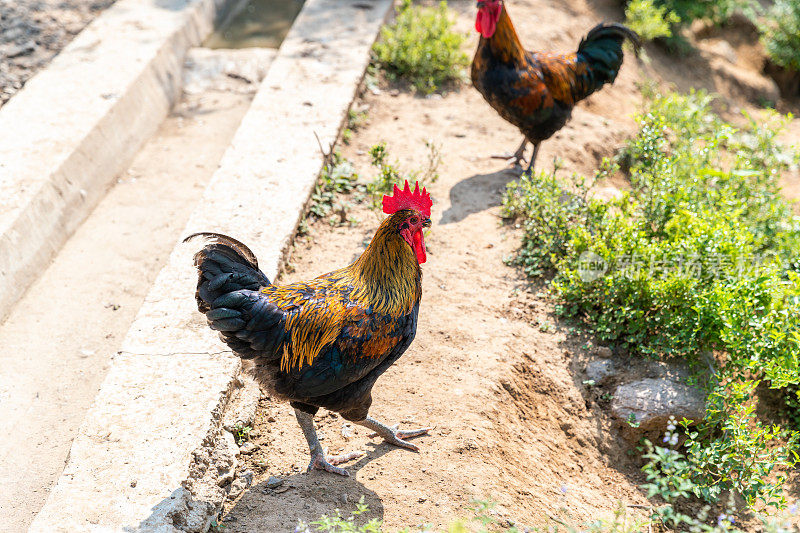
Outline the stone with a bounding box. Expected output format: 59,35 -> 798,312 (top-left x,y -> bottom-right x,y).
585,359 -> 615,385
227,470 -> 253,500
238,442 -> 259,455
611,378 -> 706,441
266,476 -> 284,490
593,346 -> 613,358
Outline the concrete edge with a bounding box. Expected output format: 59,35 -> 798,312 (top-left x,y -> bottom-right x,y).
0,0 -> 237,325
29,0 -> 393,530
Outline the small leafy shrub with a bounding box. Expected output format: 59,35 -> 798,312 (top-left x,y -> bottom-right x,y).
308,152 -> 362,225
624,0 -> 680,41
367,141 -> 440,203
231,422 -> 252,445
372,0 -> 469,93
368,143 -> 404,198
651,0 -> 752,26
643,382 -> 798,510
760,0 -> 800,73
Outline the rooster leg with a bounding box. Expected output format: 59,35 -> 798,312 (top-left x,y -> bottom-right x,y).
356,416 -> 432,452
491,137 -> 528,167
511,137 -> 528,166
525,142 -> 541,175
295,409 -> 363,476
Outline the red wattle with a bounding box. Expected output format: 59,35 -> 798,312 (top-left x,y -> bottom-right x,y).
412,230 -> 426,264
476,5 -> 501,38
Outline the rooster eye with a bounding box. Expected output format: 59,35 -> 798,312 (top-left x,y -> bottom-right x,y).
410,217 -> 418,225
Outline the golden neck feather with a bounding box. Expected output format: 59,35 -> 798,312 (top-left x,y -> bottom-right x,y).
345,216 -> 422,315
482,6 -> 527,64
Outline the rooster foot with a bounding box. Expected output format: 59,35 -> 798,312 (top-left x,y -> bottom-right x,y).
359,417 -> 433,452
491,138 -> 528,168
307,449 -> 365,476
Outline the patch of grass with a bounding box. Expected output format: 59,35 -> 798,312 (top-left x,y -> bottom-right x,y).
760,0 -> 800,72
372,0 -> 469,94
298,497 -> 797,532
307,152 -> 363,227
367,141 -> 440,203
624,0 -> 680,41
503,88 -> 800,509
231,422 -> 252,446
343,107 -> 369,146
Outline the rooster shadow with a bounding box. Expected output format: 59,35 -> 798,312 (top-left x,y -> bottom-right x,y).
129,442 -> 403,532
222,442 -> 410,530
440,166 -> 521,225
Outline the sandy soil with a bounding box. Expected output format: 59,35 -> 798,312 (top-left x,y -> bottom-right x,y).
0,0 -> 115,106
0,58 -> 258,532
220,0 -> 800,531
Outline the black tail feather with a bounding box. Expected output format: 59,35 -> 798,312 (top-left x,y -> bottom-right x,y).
185,232 -> 270,313
184,232 -> 261,271
581,22 -> 642,56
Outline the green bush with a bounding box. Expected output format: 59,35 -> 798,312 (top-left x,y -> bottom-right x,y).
503,88 -> 800,508
760,0 -> 800,72
504,89 -> 800,371
652,0 -> 752,26
624,0 -> 680,41
372,0 -> 469,94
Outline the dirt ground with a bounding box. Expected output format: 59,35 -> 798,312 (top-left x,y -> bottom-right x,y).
0,0 -> 114,106
220,2 -> 798,531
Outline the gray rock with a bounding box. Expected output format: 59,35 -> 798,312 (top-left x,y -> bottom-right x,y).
238,441 -> 259,455
228,470 -> 253,500
611,378 -> 705,440
585,359 -> 615,385
266,475 -> 283,490
594,346 -> 613,358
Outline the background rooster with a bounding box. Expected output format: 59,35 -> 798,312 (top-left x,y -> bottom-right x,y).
187,181 -> 432,476
471,0 -> 640,171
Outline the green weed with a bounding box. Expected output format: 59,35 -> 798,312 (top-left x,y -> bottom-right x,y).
624,0 -> 679,41
372,0 -> 469,94
307,152 -> 362,226
367,141 -> 440,204
760,0 -> 800,73
231,422 -> 252,446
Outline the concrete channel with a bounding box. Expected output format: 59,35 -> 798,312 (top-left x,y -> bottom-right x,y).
0,0 -> 393,530
0,48 -> 274,530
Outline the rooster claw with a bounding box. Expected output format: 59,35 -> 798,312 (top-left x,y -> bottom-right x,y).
364,420 -> 433,451
307,449 -> 365,476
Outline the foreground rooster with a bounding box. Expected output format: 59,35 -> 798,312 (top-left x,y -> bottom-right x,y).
186,181 -> 432,476
471,0 -> 640,171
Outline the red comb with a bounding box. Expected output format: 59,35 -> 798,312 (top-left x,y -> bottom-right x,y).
382,180 -> 432,217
